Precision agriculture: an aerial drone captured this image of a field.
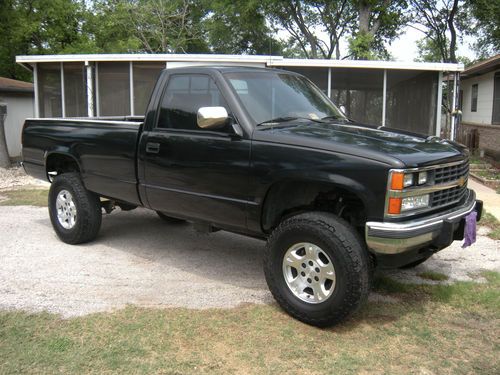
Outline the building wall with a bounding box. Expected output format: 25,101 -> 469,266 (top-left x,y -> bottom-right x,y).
461,70 -> 497,124
0,92 -> 34,158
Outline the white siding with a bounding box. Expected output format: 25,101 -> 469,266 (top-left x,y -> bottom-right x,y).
0,93 -> 34,158
461,70 -> 498,124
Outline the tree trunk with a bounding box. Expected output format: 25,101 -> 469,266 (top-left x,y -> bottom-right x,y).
0,103 -> 11,168
358,4 -> 370,33
447,0 -> 459,63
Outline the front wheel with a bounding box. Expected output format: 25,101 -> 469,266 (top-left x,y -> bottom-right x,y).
48,173 -> 102,244
264,212 -> 372,327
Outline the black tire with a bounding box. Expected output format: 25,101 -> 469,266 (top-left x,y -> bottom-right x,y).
48,173 -> 102,244
399,255 -> 432,269
156,211 -> 186,224
264,212 -> 372,327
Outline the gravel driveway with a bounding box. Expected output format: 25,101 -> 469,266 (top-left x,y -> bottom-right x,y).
0,206 -> 498,317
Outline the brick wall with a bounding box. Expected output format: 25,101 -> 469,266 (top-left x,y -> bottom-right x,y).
459,122 -> 500,160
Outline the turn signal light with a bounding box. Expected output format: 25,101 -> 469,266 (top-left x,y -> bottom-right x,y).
390,172 -> 404,190
388,197 -> 402,214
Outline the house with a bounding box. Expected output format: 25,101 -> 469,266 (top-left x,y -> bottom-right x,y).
0,77 -> 34,160
459,54 -> 500,160
16,54 -> 463,138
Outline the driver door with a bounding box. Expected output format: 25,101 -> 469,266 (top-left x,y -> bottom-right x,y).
142,73 -> 251,230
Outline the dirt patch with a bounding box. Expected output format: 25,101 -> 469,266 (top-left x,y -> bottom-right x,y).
0,166 -> 50,190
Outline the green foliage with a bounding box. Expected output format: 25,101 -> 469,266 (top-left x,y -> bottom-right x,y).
89,0 -> 209,53
203,0 -> 283,55
1,0 -> 494,82
0,0 -> 95,80
415,37 -> 446,62
348,31 -> 376,60
348,0 -> 407,60
464,0 -> 500,58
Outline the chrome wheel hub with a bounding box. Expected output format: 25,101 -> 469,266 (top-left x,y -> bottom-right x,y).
282,242 -> 336,304
56,190 -> 77,229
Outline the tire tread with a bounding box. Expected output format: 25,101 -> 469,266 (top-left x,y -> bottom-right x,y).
264,212 -> 371,327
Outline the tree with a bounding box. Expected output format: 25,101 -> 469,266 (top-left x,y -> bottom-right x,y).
349,0 -> 408,60
203,0 -> 284,55
0,0 -> 94,80
89,0 -> 209,53
265,1 -> 407,60
410,0 -> 465,63
465,0 -> 500,58
265,0 -> 358,59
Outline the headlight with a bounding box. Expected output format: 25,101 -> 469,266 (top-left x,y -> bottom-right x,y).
403,173 -> 413,187
418,171 -> 428,185
390,171 -> 428,190
401,194 -> 430,212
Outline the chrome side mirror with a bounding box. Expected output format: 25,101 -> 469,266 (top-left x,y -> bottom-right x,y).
339,105 -> 346,115
197,106 -> 228,129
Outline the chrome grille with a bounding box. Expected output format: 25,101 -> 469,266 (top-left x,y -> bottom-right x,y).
434,161 -> 469,184
431,185 -> 468,207
431,159 -> 469,208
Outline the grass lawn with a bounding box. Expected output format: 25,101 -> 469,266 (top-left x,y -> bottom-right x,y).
0,189 -> 48,206
481,211 -> 500,240
1,272 -> 498,374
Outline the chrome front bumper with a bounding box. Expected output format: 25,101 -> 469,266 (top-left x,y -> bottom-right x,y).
365,189 -> 482,255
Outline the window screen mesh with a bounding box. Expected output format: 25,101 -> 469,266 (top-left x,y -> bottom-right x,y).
133,62 -> 164,115
64,62 -> 88,117
38,63 -> 62,118
386,71 -> 437,135
98,62 -> 130,116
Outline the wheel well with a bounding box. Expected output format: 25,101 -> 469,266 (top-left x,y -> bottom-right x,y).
262,181 -> 366,233
46,153 -> 80,179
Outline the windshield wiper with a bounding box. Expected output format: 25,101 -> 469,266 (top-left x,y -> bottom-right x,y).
257,116 -> 324,127
321,115 -> 342,121
321,115 -> 352,123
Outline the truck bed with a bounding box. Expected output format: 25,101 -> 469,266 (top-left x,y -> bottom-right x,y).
22,117 -> 143,205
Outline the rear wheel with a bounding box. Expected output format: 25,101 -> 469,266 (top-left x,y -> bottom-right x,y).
156,211 -> 186,224
48,173 -> 102,244
264,212 -> 372,327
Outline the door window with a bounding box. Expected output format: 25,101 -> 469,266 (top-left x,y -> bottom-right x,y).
157,74 -> 230,131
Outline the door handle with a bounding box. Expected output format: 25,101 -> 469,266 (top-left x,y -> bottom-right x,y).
145,142 -> 160,154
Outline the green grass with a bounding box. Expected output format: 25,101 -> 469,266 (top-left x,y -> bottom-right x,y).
476,169 -> 500,181
417,271 -> 449,281
1,272 -> 499,374
480,210 -> 500,240
469,156 -> 483,164
0,189 -> 48,206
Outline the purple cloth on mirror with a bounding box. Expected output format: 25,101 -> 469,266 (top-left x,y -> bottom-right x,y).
462,211 -> 477,248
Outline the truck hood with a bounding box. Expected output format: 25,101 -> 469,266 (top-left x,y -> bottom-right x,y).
253,121 -> 468,168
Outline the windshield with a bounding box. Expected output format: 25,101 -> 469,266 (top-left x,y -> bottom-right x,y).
224,71 -> 345,126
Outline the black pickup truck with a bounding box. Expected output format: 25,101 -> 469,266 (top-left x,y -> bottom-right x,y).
22,66 -> 482,326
